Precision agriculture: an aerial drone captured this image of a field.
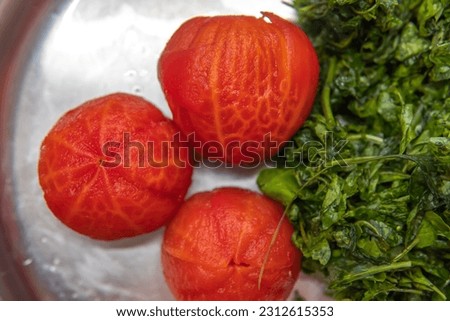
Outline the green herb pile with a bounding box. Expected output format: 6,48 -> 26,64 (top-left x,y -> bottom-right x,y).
258,0 -> 450,300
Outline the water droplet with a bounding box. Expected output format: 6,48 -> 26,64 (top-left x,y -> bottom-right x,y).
132,86 -> 142,94
22,258 -> 33,266
141,45 -> 149,55
52,258 -> 61,265
139,69 -> 149,77
48,265 -> 57,272
124,69 -> 137,80
41,237 -> 48,244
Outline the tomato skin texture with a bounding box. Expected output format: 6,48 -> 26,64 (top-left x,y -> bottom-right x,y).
162,187 -> 301,300
38,93 -> 193,240
158,12 -> 319,165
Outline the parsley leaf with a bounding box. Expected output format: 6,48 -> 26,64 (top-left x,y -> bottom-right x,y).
257,0 -> 450,300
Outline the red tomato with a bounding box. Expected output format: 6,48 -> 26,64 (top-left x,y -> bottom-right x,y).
162,187 -> 301,300
38,93 -> 192,240
158,12 -> 319,165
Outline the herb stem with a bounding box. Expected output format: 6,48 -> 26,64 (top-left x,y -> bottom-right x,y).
412,276 -> 447,300
393,238 -> 420,262
346,134 -> 384,145
258,201 -> 293,290
321,57 -> 337,128
296,154 -> 414,188
326,154 -> 415,168
352,2 -> 379,15
281,0 -> 294,8
337,261 -> 413,285
355,220 -> 381,237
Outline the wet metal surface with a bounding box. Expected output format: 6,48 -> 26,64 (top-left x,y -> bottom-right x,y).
0,0 -> 325,300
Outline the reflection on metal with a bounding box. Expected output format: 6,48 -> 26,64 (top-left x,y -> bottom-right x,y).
0,0 -> 323,300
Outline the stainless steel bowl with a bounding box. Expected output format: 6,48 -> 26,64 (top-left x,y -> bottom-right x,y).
0,0 -> 325,300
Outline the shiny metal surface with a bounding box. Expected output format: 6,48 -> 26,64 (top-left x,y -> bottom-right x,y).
0,0 -> 325,300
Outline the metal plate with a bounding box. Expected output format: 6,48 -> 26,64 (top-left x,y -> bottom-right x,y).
0,0 -> 326,300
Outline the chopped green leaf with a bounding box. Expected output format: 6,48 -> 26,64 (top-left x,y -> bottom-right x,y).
259,0 -> 450,301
